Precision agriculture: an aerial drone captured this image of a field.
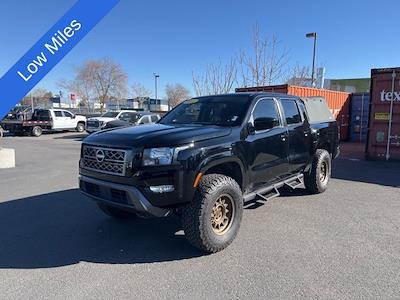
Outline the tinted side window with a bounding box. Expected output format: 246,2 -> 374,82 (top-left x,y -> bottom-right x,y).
252,99 -> 280,128
151,115 -> 158,122
119,113 -> 131,121
280,99 -> 301,125
54,111 -> 63,117
63,111 -> 73,118
141,116 -> 150,124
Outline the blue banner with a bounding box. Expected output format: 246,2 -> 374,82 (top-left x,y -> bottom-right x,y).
0,0 -> 120,118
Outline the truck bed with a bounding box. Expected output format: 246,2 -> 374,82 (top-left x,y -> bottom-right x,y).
1,119 -> 53,133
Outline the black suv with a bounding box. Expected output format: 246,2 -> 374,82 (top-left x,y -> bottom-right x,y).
79,93 -> 339,252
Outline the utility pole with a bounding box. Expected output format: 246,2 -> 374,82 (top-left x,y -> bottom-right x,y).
306,32 -> 317,87
30,93 -> 34,111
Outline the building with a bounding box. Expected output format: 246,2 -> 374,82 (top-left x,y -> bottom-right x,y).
105,97 -> 169,112
325,78 -> 370,93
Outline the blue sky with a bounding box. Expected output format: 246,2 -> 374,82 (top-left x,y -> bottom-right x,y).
0,0 -> 399,98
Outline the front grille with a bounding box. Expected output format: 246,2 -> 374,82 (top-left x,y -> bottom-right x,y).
87,120 -> 99,127
82,145 -> 128,176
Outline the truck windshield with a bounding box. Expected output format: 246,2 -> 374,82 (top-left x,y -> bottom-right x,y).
101,112 -> 119,118
160,96 -> 251,126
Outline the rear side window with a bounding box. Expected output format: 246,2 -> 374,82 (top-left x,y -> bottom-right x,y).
297,100 -> 308,122
252,99 -> 280,128
54,111 -> 62,117
280,99 -> 302,125
151,115 -> 158,122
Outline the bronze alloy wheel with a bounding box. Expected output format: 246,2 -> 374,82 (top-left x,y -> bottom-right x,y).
320,161 -> 327,182
211,194 -> 235,235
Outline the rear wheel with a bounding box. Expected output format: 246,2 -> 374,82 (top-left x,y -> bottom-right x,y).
181,174 -> 243,253
76,122 -> 85,132
97,203 -> 136,219
304,149 -> 331,194
31,126 -> 43,137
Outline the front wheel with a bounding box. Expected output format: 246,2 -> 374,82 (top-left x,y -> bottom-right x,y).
76,122 -> 85,132
181,174 -> 243,253
304,149 -> 331,194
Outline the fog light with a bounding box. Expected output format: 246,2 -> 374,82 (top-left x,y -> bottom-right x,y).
149,185 -> 175,193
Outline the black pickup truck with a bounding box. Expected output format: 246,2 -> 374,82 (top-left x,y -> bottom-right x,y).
79,93 -> 339,252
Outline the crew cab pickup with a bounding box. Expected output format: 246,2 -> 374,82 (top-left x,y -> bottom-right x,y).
79,93 -> 339,253
1,109 -> 86,137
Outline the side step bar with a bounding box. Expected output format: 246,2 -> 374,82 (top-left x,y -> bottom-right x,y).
284,174 -> 304,189
243,174 -> 304,202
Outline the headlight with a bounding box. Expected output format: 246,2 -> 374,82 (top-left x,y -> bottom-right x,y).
142,148 -> 174,166
99,121 -> 106,128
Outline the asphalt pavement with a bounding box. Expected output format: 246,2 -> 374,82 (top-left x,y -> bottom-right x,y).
0,132 -> 399,299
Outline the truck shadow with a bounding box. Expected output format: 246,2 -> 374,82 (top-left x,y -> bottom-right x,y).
0,189 -> 204,269
53,133 -> 88,141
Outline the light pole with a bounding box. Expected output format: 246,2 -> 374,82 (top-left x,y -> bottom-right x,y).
153,73 -> 159,111
306,32 -> 317,87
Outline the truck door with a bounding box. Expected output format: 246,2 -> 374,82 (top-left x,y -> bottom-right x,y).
62,111 -> 76,129
52,110 -> 65,129
279,98 -> 312,174
244,98 -> 289,190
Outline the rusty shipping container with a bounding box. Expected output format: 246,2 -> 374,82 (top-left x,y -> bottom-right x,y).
236,84 -> 351,140
366,68 -> 400,160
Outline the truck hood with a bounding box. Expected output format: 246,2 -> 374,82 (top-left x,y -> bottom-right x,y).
83,123 -> 231,148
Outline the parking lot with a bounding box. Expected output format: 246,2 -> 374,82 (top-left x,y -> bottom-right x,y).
0,132 -> 399,299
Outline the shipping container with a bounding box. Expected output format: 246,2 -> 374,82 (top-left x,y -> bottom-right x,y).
350,93 -> 370,142
236,84 -> 351,140
366,68 -> 400,160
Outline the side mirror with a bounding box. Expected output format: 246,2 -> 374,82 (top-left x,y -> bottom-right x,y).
247,122 -> 255,135
72,115 -> 76,119
253,117 -> 278,131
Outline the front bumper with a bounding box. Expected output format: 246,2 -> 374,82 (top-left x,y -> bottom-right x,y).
79,175 -> 172,218
86,127 -> 101,133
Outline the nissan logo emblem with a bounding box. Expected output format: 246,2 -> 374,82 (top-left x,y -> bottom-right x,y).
95,149 -> 105,162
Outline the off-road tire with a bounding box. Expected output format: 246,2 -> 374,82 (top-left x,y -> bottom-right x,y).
304,149 -> 331,194
181,174 -> 243,253
76,122 -> 85,132
97,203 -> 136,219
31,126 -> 43,137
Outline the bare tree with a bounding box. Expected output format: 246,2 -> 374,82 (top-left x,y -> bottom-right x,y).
165,83 -> 191,107
286,64 -> 311,87
65,58 -> 128,111
192,58 -> 237,96
58,71 -> 93,108
21,88 -> 53,108
131,83 -> 152,98
131,82 -> 152,109
238,24 -> 289,87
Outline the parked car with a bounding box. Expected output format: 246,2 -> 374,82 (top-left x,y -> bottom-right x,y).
103,112 -> 161,130
86,111 -> 159,133
1,109 -> 86,137
79,93 -> 339,253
